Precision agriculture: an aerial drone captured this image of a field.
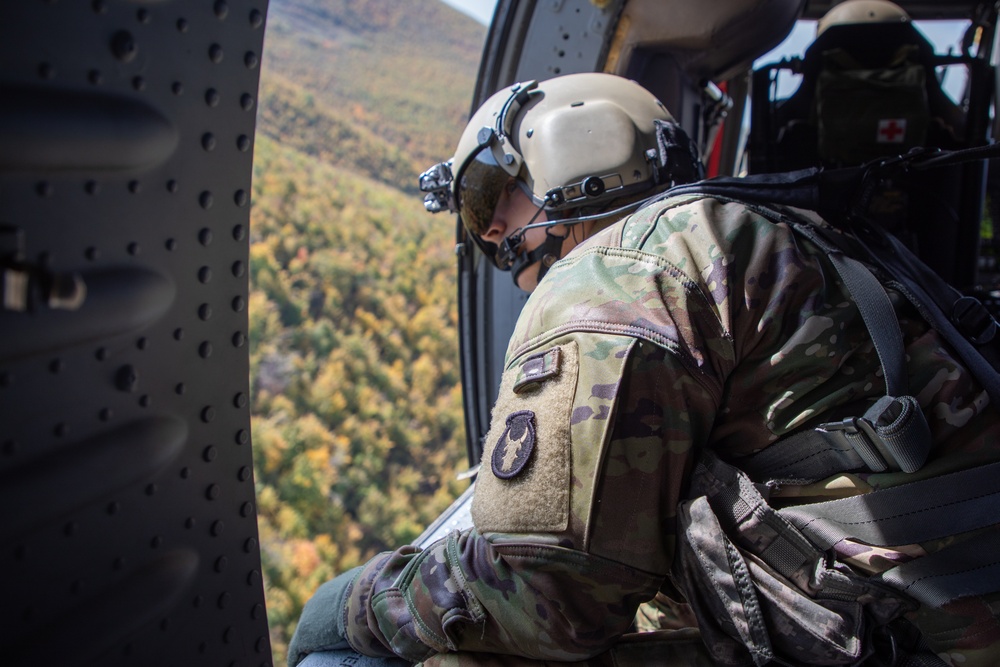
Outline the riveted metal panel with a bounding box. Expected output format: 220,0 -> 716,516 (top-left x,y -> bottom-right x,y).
0,2 -> 271,666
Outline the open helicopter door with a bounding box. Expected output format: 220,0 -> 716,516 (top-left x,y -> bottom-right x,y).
1,2 -> 271,665
458,0 -> 803,466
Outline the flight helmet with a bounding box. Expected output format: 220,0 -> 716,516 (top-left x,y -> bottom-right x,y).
419,73 -> 702,282
817,0 -> 910,36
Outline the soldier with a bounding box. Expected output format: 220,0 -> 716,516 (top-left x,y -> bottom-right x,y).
289,73 -> 1000,666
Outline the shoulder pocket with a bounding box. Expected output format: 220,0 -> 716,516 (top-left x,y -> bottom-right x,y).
472,341 -> 579,533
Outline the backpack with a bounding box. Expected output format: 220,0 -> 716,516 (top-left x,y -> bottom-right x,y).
649,153 -> 1000,666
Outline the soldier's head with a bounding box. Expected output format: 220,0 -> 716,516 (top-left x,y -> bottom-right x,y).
420,72 -> 702,291
817,0 -> 910,36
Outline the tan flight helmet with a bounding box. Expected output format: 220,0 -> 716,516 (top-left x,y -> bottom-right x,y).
419,72 -> 702,279
817,0 -> 910,36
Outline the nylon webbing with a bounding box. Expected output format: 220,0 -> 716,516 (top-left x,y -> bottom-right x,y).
779,461 -> 1000,549
877,529 -> 1000,607
739,222 -> 931,480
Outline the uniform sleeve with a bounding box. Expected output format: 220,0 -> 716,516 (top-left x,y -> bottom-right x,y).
340,331 -> 720,663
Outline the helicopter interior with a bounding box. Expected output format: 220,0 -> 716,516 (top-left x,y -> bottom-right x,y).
1,1 -> 996,666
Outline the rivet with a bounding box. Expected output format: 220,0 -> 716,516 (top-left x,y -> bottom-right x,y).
232,261 -> 245,277
205,88 -> 220,107
201,406 -> 216,423
234,189 -> 248,207
255,636 -> 267,653
198,266 -> 212,283
240,93 -> 254,110
236,429 -> 249,445
139,394 -> 151,408
92,0 -> 109,14
99,408 -> 113,422
232,296 -> 245,312
218,592 -> 231,609
201,133 -> 216,151
107,501 -> 120,515
236,136 -> 251,152
214,1 -> 229,19
244,538 -> 258,553
249,9 -> 264,28
54,422 -> 68,437
116,365 -> 138,392
136,336 -> 147,350
214,556 -> 228,572
232,331 -> 246,347
199,191 -> 214,209
251,604 -> 263,619
240,502 -> 253,517
234,392 -> 247,408
209,44 -> 224,63
185,517 -> 196,529
244,51 -> 259,69
111,30 -> 138,63
38,62 -> 55,79
177,18 -> 189,33
150,535 -> 162,548
88,69 -> 103,85
199,342 -> 213,358
167,179 -> 179,193
211,520 -> 225,536
146,483 -> 157,496
206,484 -> 220,500
36,181 -> 54,197
127,242 -> 140,256
232,224 -> 246,240
173,327 -> 184,341
49,358 -> 64,373
247,569 -> 261,585
203,445 -> 217,462
237,466 -> 251,481
133,74 -> 147,90
128,180 -> 141,193
180,466 -> 190,479
85,180 -> 99,195
199,304 -> 212,320
171,81 -> 183,95
95,347 -> 108,361
175,382 -> 185,395
165,238 -> 177,252
199,227 -> 213,246
223,626 -> 234,643
136,8 -> 150,24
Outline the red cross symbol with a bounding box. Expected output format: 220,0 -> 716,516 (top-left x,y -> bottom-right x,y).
877,118 -> 907,143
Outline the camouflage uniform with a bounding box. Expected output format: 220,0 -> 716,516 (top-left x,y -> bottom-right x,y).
341,195 -> 1000,665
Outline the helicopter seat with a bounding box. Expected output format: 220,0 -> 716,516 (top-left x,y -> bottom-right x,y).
771,21 -> 965,171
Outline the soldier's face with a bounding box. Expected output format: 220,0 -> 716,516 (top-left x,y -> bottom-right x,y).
480,180 -> 577,291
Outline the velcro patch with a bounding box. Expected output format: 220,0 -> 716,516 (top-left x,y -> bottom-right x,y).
472,341 -> 578,534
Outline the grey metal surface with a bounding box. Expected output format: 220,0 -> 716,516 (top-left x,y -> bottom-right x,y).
0,2 -> 271,665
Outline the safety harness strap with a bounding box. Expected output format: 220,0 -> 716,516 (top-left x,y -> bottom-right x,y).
779,460 -> 1000,549
876,528 -> 1000,607
695,452 -> 1000,606
738,220 -> 932,481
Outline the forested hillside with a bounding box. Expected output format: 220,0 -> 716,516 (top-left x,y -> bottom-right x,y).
249,1 -> 485,661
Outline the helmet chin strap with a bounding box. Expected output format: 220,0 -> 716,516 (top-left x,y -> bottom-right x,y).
509,228 -> 567,285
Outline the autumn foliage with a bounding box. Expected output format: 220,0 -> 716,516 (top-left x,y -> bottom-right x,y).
249,0 -> 485,661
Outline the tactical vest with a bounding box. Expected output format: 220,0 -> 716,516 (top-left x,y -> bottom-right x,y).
814,45 -> 931,167
652,166 -> 1000,666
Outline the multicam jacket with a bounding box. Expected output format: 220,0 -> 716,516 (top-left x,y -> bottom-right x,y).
341,195 -> 1000,666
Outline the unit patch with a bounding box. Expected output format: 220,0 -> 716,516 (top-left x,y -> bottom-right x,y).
491,410 -> 536,479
